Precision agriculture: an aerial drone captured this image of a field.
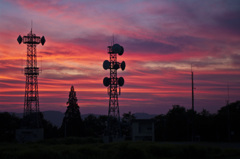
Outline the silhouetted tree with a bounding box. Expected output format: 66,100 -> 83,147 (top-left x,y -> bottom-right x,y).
154,114 -> 167,141
0,112 -> 21,142
216,101 -> 240,141
38,112 -> 58,139
195,109 -> 216,141
21,112 -> 42,129
98,115 -> 108,135
153,101 -> 240,142
165,105 -> 189,141
84,115 -> 107,137
121,112 -> 135,139
60,86 -> 84,137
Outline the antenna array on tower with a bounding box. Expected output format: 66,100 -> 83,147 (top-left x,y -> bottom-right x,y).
103,43 -> 126,140
16,27 -> 46,143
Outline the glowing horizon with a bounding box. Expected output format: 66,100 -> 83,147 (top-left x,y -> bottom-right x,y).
0,0 -> 240,115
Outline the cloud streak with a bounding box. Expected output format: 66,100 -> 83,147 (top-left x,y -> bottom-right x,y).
0,0 -> 239,114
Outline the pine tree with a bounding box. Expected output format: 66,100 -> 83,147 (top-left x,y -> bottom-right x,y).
61,86 -> 84,137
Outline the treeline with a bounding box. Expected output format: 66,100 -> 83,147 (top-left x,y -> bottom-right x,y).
0,101 -> 240,142
154,100 -> 240,142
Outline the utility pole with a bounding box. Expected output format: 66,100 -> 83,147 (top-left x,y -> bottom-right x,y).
227,85 -> 231,142
191,65 -> 195,142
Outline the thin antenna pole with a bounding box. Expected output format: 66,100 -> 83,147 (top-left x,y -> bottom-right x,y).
227,84 -> 230,103
40,56 -> 42,73
227,84 -> 231,142
191,64 -> 194,111
31,20 -> 33,33
113,34 -> 115,45
191,64 -> 195,142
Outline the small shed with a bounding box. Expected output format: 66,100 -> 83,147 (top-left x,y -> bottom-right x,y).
132,119 -> 154,141
16,128 -> 43,143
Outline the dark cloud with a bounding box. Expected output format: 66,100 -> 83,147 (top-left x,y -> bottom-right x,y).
195,73 -> 240,85
163,0 -> 240,38
72,34 -> 112,50
122,38 -> 180,54
214,10 -> 240,35
73,34 -> 180,54
166,35 -> 209,51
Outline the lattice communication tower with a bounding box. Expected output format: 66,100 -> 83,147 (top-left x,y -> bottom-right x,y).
103,43 -> 125,137
17,29 -> 45,128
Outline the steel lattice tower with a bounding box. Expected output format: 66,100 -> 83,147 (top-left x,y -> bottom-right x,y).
17,29 -> 45,128
103,43 -> 125,138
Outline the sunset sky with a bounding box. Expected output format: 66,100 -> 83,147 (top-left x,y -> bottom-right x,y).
0,0 -> 239,115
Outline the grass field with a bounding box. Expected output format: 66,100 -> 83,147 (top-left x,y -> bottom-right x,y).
1,138 -> 240,159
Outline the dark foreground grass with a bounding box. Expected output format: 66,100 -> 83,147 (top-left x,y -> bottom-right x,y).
1,138 -> 240,159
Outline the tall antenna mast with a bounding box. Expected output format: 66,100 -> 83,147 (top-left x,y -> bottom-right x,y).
227,84 -> 231,141
16,26 -> 46,142
17,28 -> 46,128
103,42 -> 126,141
227,84 -> 230,105
31,20 -> 33,33
191,64 -> 194,111
110,34 -> 115,46
113,34 -> 115,44
191,64 -> 195,142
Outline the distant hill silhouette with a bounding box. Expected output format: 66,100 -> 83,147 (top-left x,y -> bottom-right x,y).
134,113 -> 157,119
12,111 -> 157,128
42,111 -> 64,128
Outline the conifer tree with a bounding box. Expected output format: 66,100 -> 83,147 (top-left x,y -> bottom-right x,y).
61,86 -> 83,137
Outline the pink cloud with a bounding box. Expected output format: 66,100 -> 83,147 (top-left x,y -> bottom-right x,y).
0,0 -> 239,115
